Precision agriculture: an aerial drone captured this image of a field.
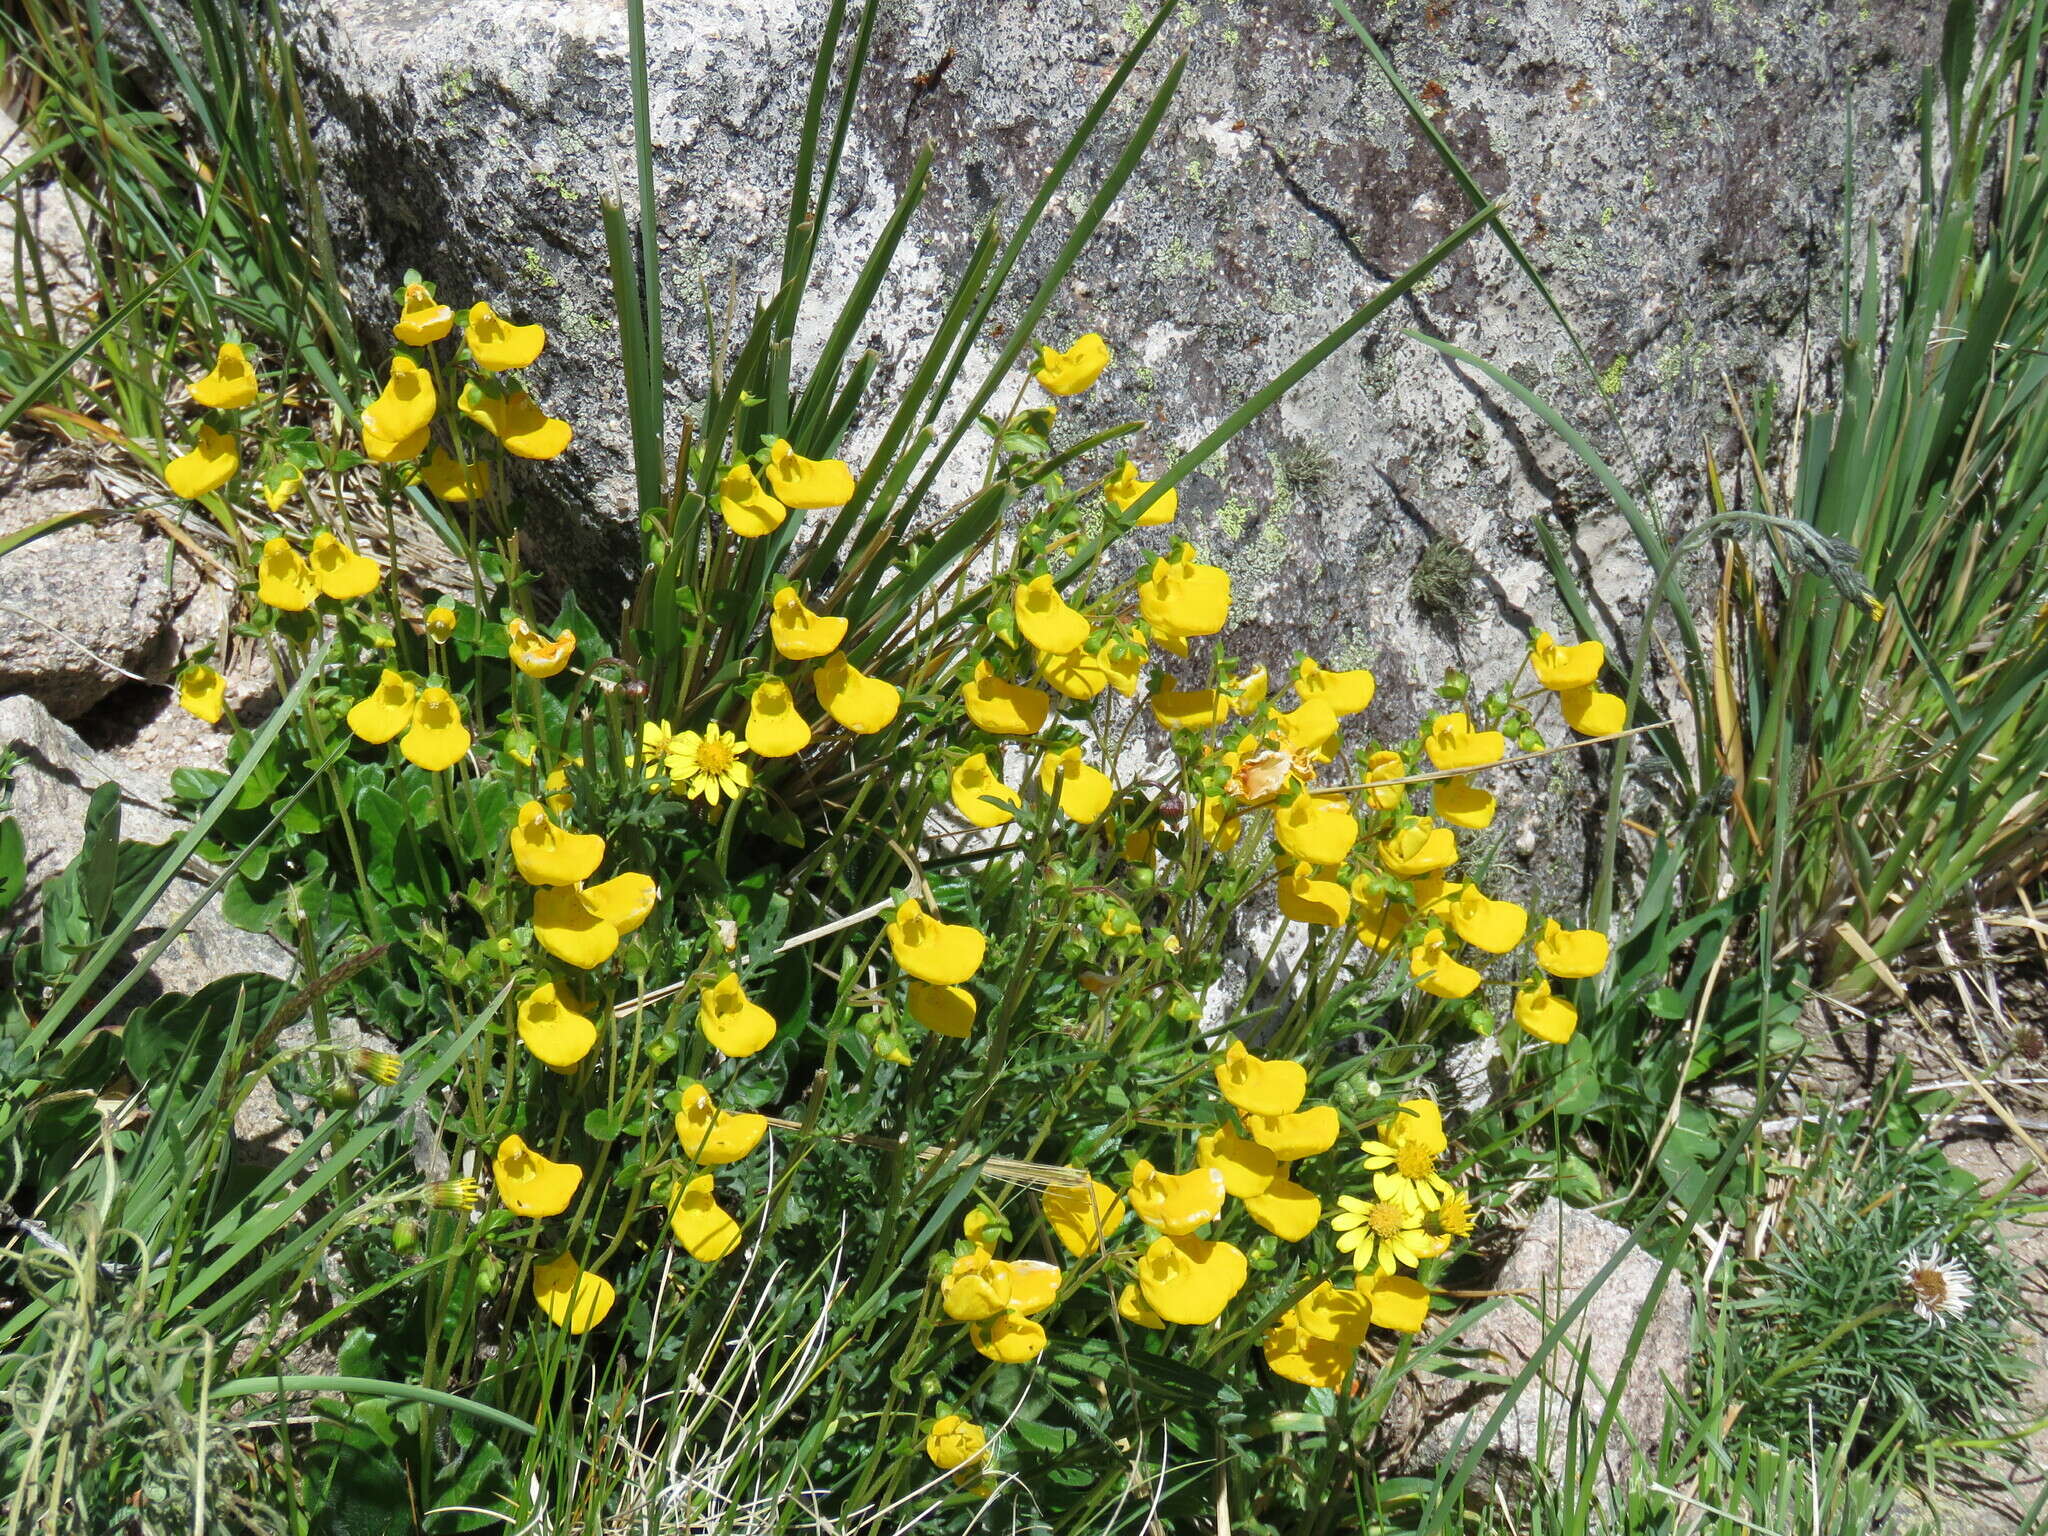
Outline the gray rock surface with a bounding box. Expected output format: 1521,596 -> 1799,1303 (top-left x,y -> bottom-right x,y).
0,693 -> 293,997
1,105 -> 95,341
1412,1195 -> 1693,1491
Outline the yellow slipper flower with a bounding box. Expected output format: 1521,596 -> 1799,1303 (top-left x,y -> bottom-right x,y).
1215,1039 -> 1305,1117
1136,1234 -> 1247,1325
1013,574 -> 1089,655
814,652 -> 900,734
907,979 -> 976,1038
1274,791 -> 1358,867
190,341 -> 258,408
717,460 -> 787,536
256,535 -> 317,610
1446,884 -> 1528,954
307,531 -> 382,600
1293,656 -> 1374,716
1277,698 -> 1341,763
393,282 -> 454,345
768,585 -> 847,659
346,670 -> 417,744
166,424 -> 240,500
1559,685 -> 1628,736
494,1134 -> 584,1217
744,679 -> 811,757
1040,646 -> 1110,700
507,800 -> 605,887
1041,1177 -> 1126,1257
925,1416 -> 987,1472
422,449 -> 490,502
699,973 -> 776,1057
1433,775 -> 1496,829
1423,711 -> 1507,772
458,382 -> 572,459
363,421 -> 429,463
885,897 -> 985,986
947,752 -> 1018,828
1032,332 -> 1111,396
507,617 -> 578,678
963,661 -> 1050,735
263,463 -> 304,513
1119,1282 -> 1167,1329
1353,891 -> 1414,953
1197,1124 -> 1278,1199
1362,750 -> 1410,811
969,1310 -> 1048,1363
1278,863 -> 1351,927
1514,976 -> 1578,1044
530,1252 -> 614,1333
1243,1104 -> 1340,1160
1408,928 -> 1482,999
1533,917 -> 1610,978
465,301 -> 545,371
1370,1274 -> 1432,1333
1244,1173 -> 1321,1242
1127,1159 -> 1227,1235
1263,1311 -> 1355,1387
363,354 -> 436,443
941,1249 -> 1013,1321
516,982 -> 598,1070
669,1173 -> 743,1261
1150,686 -> 1230,731
1378,820 -> 1458,878
993,1259 -> 1061,1316
1379,1098 -> 1449,1156
1138,548 -> 1231,646
177,664 -> 226,725
1298,1281 -> 1374,1347
674,1081 -> 766,1165
1530,630 -> 1605,691
402,686 -> 471,771
763,438 -> 856,509
1038,746 -> 1113,824
530,874 -> 653,970
1104,458 -> 1175,525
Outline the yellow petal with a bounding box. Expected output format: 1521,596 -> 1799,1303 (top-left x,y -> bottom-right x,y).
1150,686 -> 1231,731
190,341 -> 259,409
1243,1173 -> 1321,1242
1534,918 -> 1610,978
1408,929 -> 1483,999
1369,1274 -> 1432,1333
1277,863 -> 1352,927
532,885 -> 619,969
1037,746 -> 1113,825
763,439 -> 856,509
458,381 -> 572,458
422,449 -> 490,502
507,617 -> 578,679
1378,821 -> 1458,878
1214,1039 -> 1305,1117
669,1172 -> 744,1261
393,283 -> 454,346
942,1249 -> 1013,1321
1104,460 -> 1175,525
516,981 -> 599,1070
907,979 -> 976,1038
885,898 -> 986,986
1514,976 -> 1578,1044
744,679 -> 812,757
530,1252 -> 614,1333
1013,575 -> 1090,655
363,354 -> 437,443
993,1258 -> 1062,1317
815,652 -> 900,734
1422,712 -> 1507,772
699,973 -> 777,1057
466,301 -> 545,371
1138,550 -> 1231,642
581,872 -> 657,935
308,531 -> 382,600
1298,1281 -> 1373,1346
255,535 -> 316,610
1040,645 -> 1110,700
963,661 -> 1049,735
673,1082 -> 767,1165
1293,656 -> 1375,716
925,1415 -> 987,1470
508,799 -> 605,886
1560,685 -> 1628,736
493,1133 -> 584,1218
363,421 -> 429,463
1197,1124 -> 1278,1199
1362,750 -> 1410,812
402,687 -> 471,771
969,1310 -> 1048,1363
177,664 -> 226,725
1433,775 -> 1496,830
947,753 -> 1018,828
1136,1233 -> 1247,1326
1274,792 -> 1358,867
718,460 -> 788,537
769,586 -> 846,659
165,424 -> 240,501
1530,630 -> 1605,691
1032,333 -> 1111,396
1446,884 -> 1528,955
1118,1282 -> 1166,1329
1262,1313 -> 1354,1388
1127,1159 -> 1227,1235
346,668 -> 416,744
1041,1178 -> 1127,1257
1242,1104 -> 1340,1160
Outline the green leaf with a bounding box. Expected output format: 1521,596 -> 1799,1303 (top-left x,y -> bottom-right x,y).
0,816 -> 26,912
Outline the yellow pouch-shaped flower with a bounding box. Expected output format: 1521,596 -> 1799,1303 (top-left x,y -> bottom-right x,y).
1038,746 -> 1112,825
1105,459 -> 1175,525
1014,574 -> 1089,655
531,1253 -> 614,1333
256,536 -> 316,611
465,301 -> 545,371
1423,711 -> 1507,772
670,1173 -> 743,1261
1409,928 -> 1482,999
744,679 -> 812,757
674,1082 -> 767,1165
346,669 -> 416,743
1136,1234 -> 1247,1326
177,664 -> 226,725
402,687 -> 471,771
1243,1104 -> 1340,1160
1032,332 -> 1110,395
1293,656 -> 1374,715
1514,976 -> 1578,1043
263,463 -> 303,513
1278,863 -> 1351,927
699,973 -> 776,1057
533,885 -> 619,969
1362,750 -> 1410,811
1150,686 -> 1230,732
1118,1282 -> 1167,1329
925,1416 -> 987,1471
963,661 -> 1049,735
1446,884 -> 1528,954
508,800 -> 605,887
1378,820 -> 1458,878
1560,684 -> 1628,736
1277,698 -> 1340,762
516,981 -> 598,1070
363,421 -> 428,463
364,354 -> 436,443
166,424 -> 240,501
907,979 -> 976,1038
717,460 -> 787,537
970,1310 -> 1048,1363
1380,1098 -> 1448,1156
1215,1038 -> 1305,1117
308,531 -> 382,600
1298,1281 -> 1373,1347
886,897 -> 985,986
1369,1274 -> 1432,1333
393,282 -> 454,346
507,617 -> 577,679
459,382 -> 572,459
1041,1177 -> 1126,1257
1433,775 -> 1496,830
191,342 -> 258,409
1274,791 -> 1358,867
1353,891 -> 1413,953
422,449 -> 490,502
993,1259 -> 1061,1316
815,652 -> 900,734
1127,1160 -> 1226,1235
1040,646 -> 1109,700
769,586 -> 847,659
948,752 -> 1018,828
942,1249 -> 1012,1321
1197,1124 -> 1278,1199
764,438 -> 856,509
1534,918 -> 1610,978
1531,630 -> 1604,691
494,1134 -> 584,1217
1263,1312 -> 1354,1388
1138,549 -> 1231,643
1244,1173 -> 1321,1242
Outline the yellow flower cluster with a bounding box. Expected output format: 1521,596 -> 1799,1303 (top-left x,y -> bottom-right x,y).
939,1213 -> 1063,1364
1331,1099 -> 1473,1281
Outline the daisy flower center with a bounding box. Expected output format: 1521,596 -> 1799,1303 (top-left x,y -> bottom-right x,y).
1395,1143 -> 1439,1180
1905,1265 -> 1949,1307
695,737 -> 736,776
1367,1200 -> 1409,1238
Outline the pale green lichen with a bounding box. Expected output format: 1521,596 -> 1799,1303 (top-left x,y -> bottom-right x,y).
1121,0 -> 1146,37
439,66 -> 475,105
533,170 -> 581,204
521,247 -> 559,290
1600,206 -> 1616,228
1752,46 -> 1769,88
1215,494 -> 1256,542
1597,355 -> 1629,396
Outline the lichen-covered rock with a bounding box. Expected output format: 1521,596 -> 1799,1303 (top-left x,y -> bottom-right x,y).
0,105 -> 95,341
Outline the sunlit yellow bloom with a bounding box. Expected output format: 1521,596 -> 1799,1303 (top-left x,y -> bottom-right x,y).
1100,637 -> 1146,696
507,616 -> 577,679
350,1048 -> 402,1086
639,719 -> 681,783
1514,975 -> 1578,1043
717,460 -> 787,537
926,1415 -> 988,1472
1299,1281 -> 1374,1347
1534,917 -> 1610,978
530,1253 -> 614,1333
1371,1274 -> 1432,1332
948,752 -> 1018,828
1039,644 -> 1109,700
393,283 -> 454,346
1432,1188 -> 1475,1241
1446,884 -> 1528,954
1042,1177 -> 1127,1257
402,687 -> 471,772
458,381 -> 572,459
1136,1233 -> 1246,1325
733,679 -> 806,758
533,873 -> 657,969
764,438 -> 856,509
1033,332 -> 1110,395
1293,656 -> 1374,716
994,1258 -> 1061,1316
1104,458 -> 1175,525
670,1172 -> 744,1261
1360,1133 -> 1453,1212
1245,1173 -> 1321,1241
1379,820 -> 1458,878
1433,775 -> 1496,830
191,341 -> 258,408
262,463 -> 303,513
1263,1311 -> 1356,1388
970,1310 -> 1048,1363
1197,1124 -> 1277,1198
1278,862 -> 1351,927
1362,750 -> 1409,811
1138,548 -> 1231,649
1559,684 -> 1628,736
1216,1038 -> 1305,1116
1423,712 -> 1507,772
908,979 -> 976,1038
1243,1104 -> 1340,1160
942,1249 -> 1013,1321
769,585 -> 847,659
1127,1159 -> 1226,1235
1380,1098 -> 1448,1156
1274,791 -> 1358,866
177,664 -> 226,724
1353,889 -> 1413,952
963,1208 -> 999,1252
363,420 -> 428,463
508,799 -> 605,886
253,536 -> 315,610
1332,1190 -> 1430,1275
674,1081 -> 767,1165
163,423 -> 239,502
886,897 -> 985,985
422,449 -> 491,502
668,724 -> 752,805
815,651 -> 900,734
494,1133 -> 583,1217
963,660 -> 1049,735
1277,698 -> 1340,763
544,765 -> 575,815
1118,1282 -> 1167,1329
700,972 -> 776,1057
1151,686 -> 1230,731
346,669 -> 416,743
465,301 -> 545,371
364,354 -> 437,443
306,531 -> 382,601
1408,928 -> 1482,999
1530,630 -> 1604,691
1038,745 -> 1113,824
1012,575 -> 1088,655
516,981 -> 598,1070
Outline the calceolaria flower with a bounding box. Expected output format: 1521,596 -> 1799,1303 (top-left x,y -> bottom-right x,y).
506,617 -> 578,679
970,1310 -> 1048,1364
1293,656 -> 1374,716
963,661 -> 1050,735
532,873 -> 657,968
1041,1176 -> 1127,1257
1136,1233 -> 1247,1325
1446,884 -> 1528,954
1409,928 -> 1482,1000
508,800 -> 605,887
1433,775 -> 1496,830
886,898 -> 986,986
165,424 -> 240,500
465,301 -> 545,371
494,1133 -> 584,1218
925,1415 -> 988,1473
718,461 -> 787,536
364,355 -> 437,443
1380,1098 -> 1448,1156
908,979 -> 976,1037
393,282 -> 454,345
422,449 -> 490,502
1513,976 -> 1577,1043
403,687 -> 472,772
363,418 -> 428,463
177,663 -> 226,724
769,585 -> 847,659
1379,820 -> 1458,878
1137,547 -> 1231,650
1559,684 -> 1628,736
257,536 -> 317,611
1014,574 -> 1090,654
673,1082 -> 767,1165
517,981 -> 598,1069
814,652 -> 900,734
1533,918 -> 1611,978
1127,1160 -> 1227,1235
1530,630 -> 1604,691
764,438 -> 856,509
459,382 -> 572,458
668,724 -> 752,805
346,669 -> 417,743
1216,1039 -> 1306,1117
670,1173 -> 744,1261
1104,459 -> 1175,525
1274,791 -> 1359,867
1332,1191 -> 1431,1275
1900,1248 -> 1975,1326
424,605 -> 457,641
530,1252 -> 614,1333
263,463 -> 303,513
1038,746 -> 1113,824
308,531 -> 382,600
1422,712 -> 1507,772
942,1250 -> 1012,1321
190,342 -> 258,408
699,973 -> 776,1057
1242,1104 -> 1340,1160
744,679 -> 811,758
1032,332 -> 1111,396
948,753 -> 1019,828
1243,1173 -> 1321,1242
1198,1125 -> 1278,1198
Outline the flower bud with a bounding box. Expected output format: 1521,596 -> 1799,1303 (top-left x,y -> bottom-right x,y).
622,677 -> 650,703
391,1217 -> 422,1254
